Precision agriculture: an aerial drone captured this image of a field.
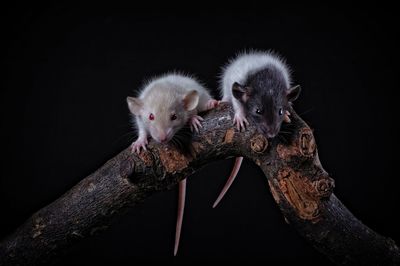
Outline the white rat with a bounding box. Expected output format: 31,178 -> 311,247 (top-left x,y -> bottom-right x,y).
213,51 -> 301,208
126,73 -> 218,256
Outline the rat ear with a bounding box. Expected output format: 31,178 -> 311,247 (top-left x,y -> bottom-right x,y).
287,85 -> 301,102
232,82 -> 250,102
183,90 -> 199,111
126,97 -> 143,115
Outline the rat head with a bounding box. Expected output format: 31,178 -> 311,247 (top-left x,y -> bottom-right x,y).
232,82 -> 301,138
127,90 -> 199,143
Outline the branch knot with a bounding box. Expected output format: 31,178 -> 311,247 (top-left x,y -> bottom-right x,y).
313,177 -> 335,198
299,128 -> 316,157
250,134 -> 268,153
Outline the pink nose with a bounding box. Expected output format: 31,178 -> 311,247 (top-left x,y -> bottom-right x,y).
159,132 -> 167,143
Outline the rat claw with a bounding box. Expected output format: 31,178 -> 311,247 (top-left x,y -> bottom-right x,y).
130,144 -> 137,154
130,138 -> 148,154
189,115 -> 204,132
192,123 -> 199,132
233,113 -> 249,132
284,111 -> 291,123
206,99 -> 219,110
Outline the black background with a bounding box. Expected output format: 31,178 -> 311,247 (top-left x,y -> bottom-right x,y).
1,5 -> 399,265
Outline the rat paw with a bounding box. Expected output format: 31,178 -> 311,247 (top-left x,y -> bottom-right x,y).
206,99 -> 219,110
284,110 -> 291,123
233,113 -> 249,131
130,138 -> 148,154
189,115 -> 204,132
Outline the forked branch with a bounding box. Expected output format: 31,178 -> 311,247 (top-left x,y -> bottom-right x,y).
0,103 -> 399,265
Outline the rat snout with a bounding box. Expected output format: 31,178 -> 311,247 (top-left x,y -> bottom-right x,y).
265,125 -> 280,139
265,132 -> 277,139
159,134 -> 168,143
259,124 -> 278,138
267,128 -> 279,138
155,128 -> 173,143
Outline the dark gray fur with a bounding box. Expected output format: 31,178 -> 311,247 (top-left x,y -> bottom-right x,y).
232,65 -> 301,138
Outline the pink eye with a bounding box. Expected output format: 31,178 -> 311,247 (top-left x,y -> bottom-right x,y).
149,113 -> 155,120
171,114 -> 177,121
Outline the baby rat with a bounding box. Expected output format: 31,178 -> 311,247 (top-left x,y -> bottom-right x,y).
127,73 -> 217,152
126,73 -> 218,256
213,51 -> 301,207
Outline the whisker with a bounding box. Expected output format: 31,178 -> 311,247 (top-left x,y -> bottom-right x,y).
298,107 -> 315,116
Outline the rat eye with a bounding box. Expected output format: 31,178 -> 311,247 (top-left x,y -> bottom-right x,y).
279,108 -> 284,116
148,113 -> 155,120
255,108 -> 262,114
171,114 -> 177,121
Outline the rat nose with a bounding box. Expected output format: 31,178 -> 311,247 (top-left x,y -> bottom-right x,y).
266,127 -> 280,139
266,132 -> 276,139
156,131 -> 166,142
159,128 -> 173,143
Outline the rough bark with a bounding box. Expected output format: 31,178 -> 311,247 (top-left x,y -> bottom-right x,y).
0,103 -> 399,265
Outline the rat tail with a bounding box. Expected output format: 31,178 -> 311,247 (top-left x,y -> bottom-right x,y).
174,179 -> 187,256
213,157 -> 244,208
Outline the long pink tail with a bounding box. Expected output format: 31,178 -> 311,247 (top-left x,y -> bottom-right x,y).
174,179 -> 186,256
212,157 -> 243,208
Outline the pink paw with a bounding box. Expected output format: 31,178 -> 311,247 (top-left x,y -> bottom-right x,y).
206,99 -> 219,110
284,110 -> 291,123
189,115 -> 204,132
233,113 -> 249,131
130,138 -> 148,154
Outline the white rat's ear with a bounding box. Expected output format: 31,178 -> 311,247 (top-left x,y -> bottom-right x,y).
126,97 -> 143,115
183,90 -> 199,111
287,85 -> 301,102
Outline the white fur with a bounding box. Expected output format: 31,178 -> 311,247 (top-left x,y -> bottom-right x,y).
128,73 -> 214,152
220,51 -> 291,101
139,73 -> 212,111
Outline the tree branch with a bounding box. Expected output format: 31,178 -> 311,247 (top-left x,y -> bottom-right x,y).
0,103 -> 399,265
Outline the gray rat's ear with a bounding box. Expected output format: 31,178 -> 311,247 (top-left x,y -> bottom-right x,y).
126,96 -> 143,115
232,82 -> 250,102
183,90 -> 199,111
287,85 -> 301,102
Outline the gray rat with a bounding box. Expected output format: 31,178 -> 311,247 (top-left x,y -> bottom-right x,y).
213,51 -> 301,208
126,73 -> 218,256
